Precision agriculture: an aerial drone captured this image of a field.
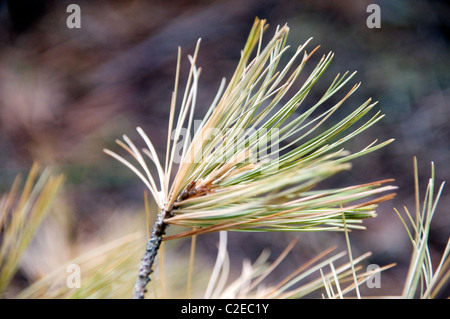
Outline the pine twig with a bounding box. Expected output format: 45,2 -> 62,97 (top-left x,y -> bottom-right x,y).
133,208 -> 172,299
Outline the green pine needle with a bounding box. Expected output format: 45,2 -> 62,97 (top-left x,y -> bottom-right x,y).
105,18 -> 396,241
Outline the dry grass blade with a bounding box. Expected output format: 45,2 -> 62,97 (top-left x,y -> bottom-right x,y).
17,233 -> 142,299
0,163 -> 64,295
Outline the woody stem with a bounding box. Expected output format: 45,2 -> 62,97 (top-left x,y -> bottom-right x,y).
133,208 -> 170,299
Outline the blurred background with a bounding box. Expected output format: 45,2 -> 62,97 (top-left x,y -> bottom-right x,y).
0,0 -> 449,297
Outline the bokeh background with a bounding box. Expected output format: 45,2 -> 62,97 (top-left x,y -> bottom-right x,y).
0,0 -> 449,297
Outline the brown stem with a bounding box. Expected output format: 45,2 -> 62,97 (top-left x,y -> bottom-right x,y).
133,208 -> 170,299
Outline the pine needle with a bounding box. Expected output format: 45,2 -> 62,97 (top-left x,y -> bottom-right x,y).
104,17 -> 397,298
398,159 -> 447,299
0,164 -> 63,296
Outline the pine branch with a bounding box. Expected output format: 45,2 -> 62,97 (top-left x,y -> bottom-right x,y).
104,18 -> 397,299
133,208 -> 172,299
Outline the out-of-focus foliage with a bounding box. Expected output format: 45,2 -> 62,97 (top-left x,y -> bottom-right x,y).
0,164 -> 63,295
